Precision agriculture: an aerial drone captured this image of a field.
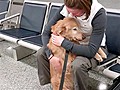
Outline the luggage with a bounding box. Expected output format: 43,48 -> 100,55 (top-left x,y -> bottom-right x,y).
108,76 -> 120,90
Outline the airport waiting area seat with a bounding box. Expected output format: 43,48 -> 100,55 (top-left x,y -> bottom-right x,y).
17,3 -> 63,51
0,0 -> 50,43
0,0 -> 12,29
94,11 -> 120,79
0,0 -> 11,20
0,0 -> 12,56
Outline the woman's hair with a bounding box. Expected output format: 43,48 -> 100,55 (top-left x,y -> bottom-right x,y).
64,0 -> 92,19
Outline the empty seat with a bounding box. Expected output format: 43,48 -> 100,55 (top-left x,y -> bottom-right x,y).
18,3 -> 63,51
0,0 -> 11,19
0,0 -> 50,43
0,0 -> 12,28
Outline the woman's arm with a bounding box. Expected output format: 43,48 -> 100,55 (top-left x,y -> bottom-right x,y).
61,8 -> 107,59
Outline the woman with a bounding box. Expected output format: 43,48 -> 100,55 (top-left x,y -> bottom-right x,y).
37,0 -> 107,90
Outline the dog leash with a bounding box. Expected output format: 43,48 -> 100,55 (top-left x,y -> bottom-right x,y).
59,50 -> 69,90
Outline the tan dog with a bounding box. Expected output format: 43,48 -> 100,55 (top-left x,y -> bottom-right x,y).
47,17 -> 107,90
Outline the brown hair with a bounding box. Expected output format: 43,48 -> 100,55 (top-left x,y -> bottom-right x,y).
64,0 -> 92,19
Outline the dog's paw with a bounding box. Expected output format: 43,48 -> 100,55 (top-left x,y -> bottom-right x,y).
101,53 -> 107,59
94,53 -> 103,62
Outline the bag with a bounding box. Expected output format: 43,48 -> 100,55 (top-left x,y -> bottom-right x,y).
108,76 -> 120,90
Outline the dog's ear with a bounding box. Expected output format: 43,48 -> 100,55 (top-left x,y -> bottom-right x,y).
51,25 -> 55,33
51,24 -> 62,35
51,20 -> 63,35
51,24 -> 61,35
57,26 -> 67,35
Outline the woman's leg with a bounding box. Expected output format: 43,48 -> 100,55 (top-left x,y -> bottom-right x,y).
71,56 -> 98,90
36,47 -> 50,85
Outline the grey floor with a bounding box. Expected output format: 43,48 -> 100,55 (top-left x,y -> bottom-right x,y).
0,40 -> 51,90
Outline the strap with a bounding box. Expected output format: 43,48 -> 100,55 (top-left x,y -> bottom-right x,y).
59,50 -> 69,90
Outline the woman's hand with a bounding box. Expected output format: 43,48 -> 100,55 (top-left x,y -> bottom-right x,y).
51,34 -> 64,46
49,56 -> 62,72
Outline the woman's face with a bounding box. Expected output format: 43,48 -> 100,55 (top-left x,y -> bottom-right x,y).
66,6 -> 84,17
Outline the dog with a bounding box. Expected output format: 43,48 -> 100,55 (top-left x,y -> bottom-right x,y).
47,17 -> 107,90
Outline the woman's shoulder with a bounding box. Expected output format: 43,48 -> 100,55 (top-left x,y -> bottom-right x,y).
93,8 -> 106,21
98,8 -> 106,14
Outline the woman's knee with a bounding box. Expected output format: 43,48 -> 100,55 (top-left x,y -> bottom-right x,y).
71,56 -> 91,72
71,62 -> 85,72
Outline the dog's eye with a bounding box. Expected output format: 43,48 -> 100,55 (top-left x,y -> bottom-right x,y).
72,27 -> 78,31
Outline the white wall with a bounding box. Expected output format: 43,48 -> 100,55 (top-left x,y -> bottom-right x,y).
12,0 -> 120,9
98,0 -> 120,9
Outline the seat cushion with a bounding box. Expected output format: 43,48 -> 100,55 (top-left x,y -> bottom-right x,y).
23,35 -> 43,46
109,63 -> 120,73
0,28 -> 39,39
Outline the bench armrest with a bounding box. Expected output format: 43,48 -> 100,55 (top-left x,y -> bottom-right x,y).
0,13 -> 20,24
0,11 -> 7,16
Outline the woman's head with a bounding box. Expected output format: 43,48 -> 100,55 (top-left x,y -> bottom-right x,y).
64,0 -> 92,19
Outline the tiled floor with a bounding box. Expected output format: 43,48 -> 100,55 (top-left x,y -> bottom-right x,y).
0,40 -> 51,90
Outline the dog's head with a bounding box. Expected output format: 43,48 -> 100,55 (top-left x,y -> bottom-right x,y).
51,17 -> 84,43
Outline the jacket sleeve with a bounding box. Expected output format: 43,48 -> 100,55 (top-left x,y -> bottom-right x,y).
42,5 -> 65,58
61,8 -> 107,59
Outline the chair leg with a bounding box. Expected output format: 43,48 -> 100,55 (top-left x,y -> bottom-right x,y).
6,46 -> 35,61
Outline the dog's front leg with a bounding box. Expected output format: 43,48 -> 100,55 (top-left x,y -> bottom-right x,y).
94,53 -> 103,62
